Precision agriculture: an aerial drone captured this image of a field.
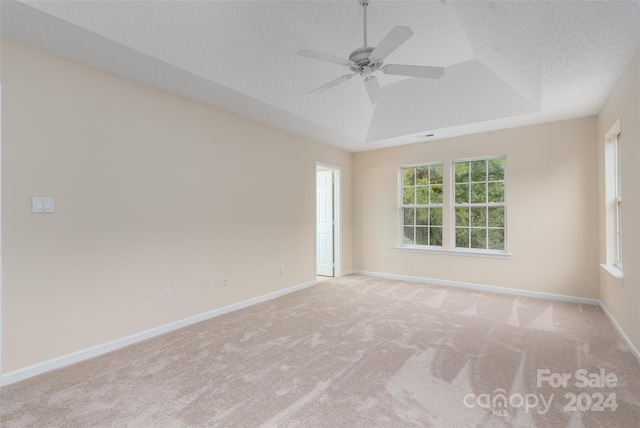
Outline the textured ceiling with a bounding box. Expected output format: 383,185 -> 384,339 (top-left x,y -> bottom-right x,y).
2,0 -> 640,152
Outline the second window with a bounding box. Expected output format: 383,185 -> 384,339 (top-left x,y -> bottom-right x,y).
454,158 -> 506,251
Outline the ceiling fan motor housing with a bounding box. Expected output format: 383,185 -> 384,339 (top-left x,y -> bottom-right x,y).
348,47 -> 382,76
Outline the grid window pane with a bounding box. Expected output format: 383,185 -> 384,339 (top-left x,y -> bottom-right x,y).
416,227 -> 429,245
455,162 -> 469,183
470,207 -> 486,227
471,183 -> 486,203
403,167 -> 415,186
471,161 -> 487,182
488,207 -> 504,227
431,164 -> 443,183
456,228 -> 469,247
416,187 -> 429,204
453,157 -> 506,251
470,228 -> 487,249
403,187 -> 415,205
401,164 -> 444,247
488,158 -> 505,181
488,229 -> 505,250
488,182 -> 504,203
416,167 -> 429,185
403,208 -> 415,225
455,207 -> 469,227
416,208 -> 429,225
430,207 -> 443,226
430,227 -> 443,246
403,227 -> 415,244
402,160 -> 502,251
430,185 -> 443,204
455,183 -> 469,204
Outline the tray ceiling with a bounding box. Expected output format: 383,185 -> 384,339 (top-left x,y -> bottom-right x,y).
2,0 -> 639,152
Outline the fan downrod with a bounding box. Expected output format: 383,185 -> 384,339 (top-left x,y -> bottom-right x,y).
349,0 -> 382,76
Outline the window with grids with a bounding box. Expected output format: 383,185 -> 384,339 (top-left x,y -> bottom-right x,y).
401,164 -> 443,247
454,158 -> 506,251
614,132 -> 622,267
603,120 -> 622,273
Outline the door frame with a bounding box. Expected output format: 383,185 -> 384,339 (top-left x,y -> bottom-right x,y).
1,83 -> 4,385
315,161 -> 341,278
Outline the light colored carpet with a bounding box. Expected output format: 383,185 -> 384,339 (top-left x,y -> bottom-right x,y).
1,275 -> 639,427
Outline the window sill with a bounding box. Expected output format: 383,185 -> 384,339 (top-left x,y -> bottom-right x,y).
396,246 -> 511,259
599,264 -> 623,282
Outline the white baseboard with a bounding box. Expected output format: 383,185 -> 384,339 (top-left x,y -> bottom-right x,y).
348,270 -> 600,306
599,303 -> 640,364
1,279 -> 317,386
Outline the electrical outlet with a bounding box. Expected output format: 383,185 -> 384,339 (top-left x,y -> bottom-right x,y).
280,266 -> 285,276
223,278 -> 229,286
384,254 -> 390,262
32,196 -> 55,213
162,289 -> 171,302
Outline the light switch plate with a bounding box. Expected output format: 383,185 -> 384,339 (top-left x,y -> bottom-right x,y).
32,196 -> 54,213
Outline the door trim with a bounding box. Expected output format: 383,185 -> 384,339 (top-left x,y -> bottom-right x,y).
0,83 -> 4,385
315,161 -> 341,278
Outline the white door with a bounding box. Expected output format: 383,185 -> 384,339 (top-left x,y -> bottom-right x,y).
316,170 -> 334,276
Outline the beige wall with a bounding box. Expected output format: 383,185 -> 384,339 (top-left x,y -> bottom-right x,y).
597,48 -> 640,353
353,117 -> 599,299
2,36 -> 637,378
1,40 -> 352,373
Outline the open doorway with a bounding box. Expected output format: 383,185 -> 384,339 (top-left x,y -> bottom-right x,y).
315,162 -> 340,281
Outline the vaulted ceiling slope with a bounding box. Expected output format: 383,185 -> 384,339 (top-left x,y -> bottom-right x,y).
2,1 -> 639,152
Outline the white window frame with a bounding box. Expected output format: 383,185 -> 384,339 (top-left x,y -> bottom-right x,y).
399,162 -> 444,248
452,156 -> 507,254
397,156 -> 509,258
601,119 -> 623,280
614,132 -> 622,268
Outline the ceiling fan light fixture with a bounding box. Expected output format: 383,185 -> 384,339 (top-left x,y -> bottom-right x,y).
298,0 -> 445,105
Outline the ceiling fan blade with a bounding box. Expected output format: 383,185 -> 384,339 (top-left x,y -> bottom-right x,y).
364,76 -> 382,104
298,49 -> 351,66
382,64 -> 445,79
370,26 -> 414,60
306,74 -> 356,96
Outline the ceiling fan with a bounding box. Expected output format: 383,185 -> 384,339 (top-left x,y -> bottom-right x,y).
298,0 -> 445,104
